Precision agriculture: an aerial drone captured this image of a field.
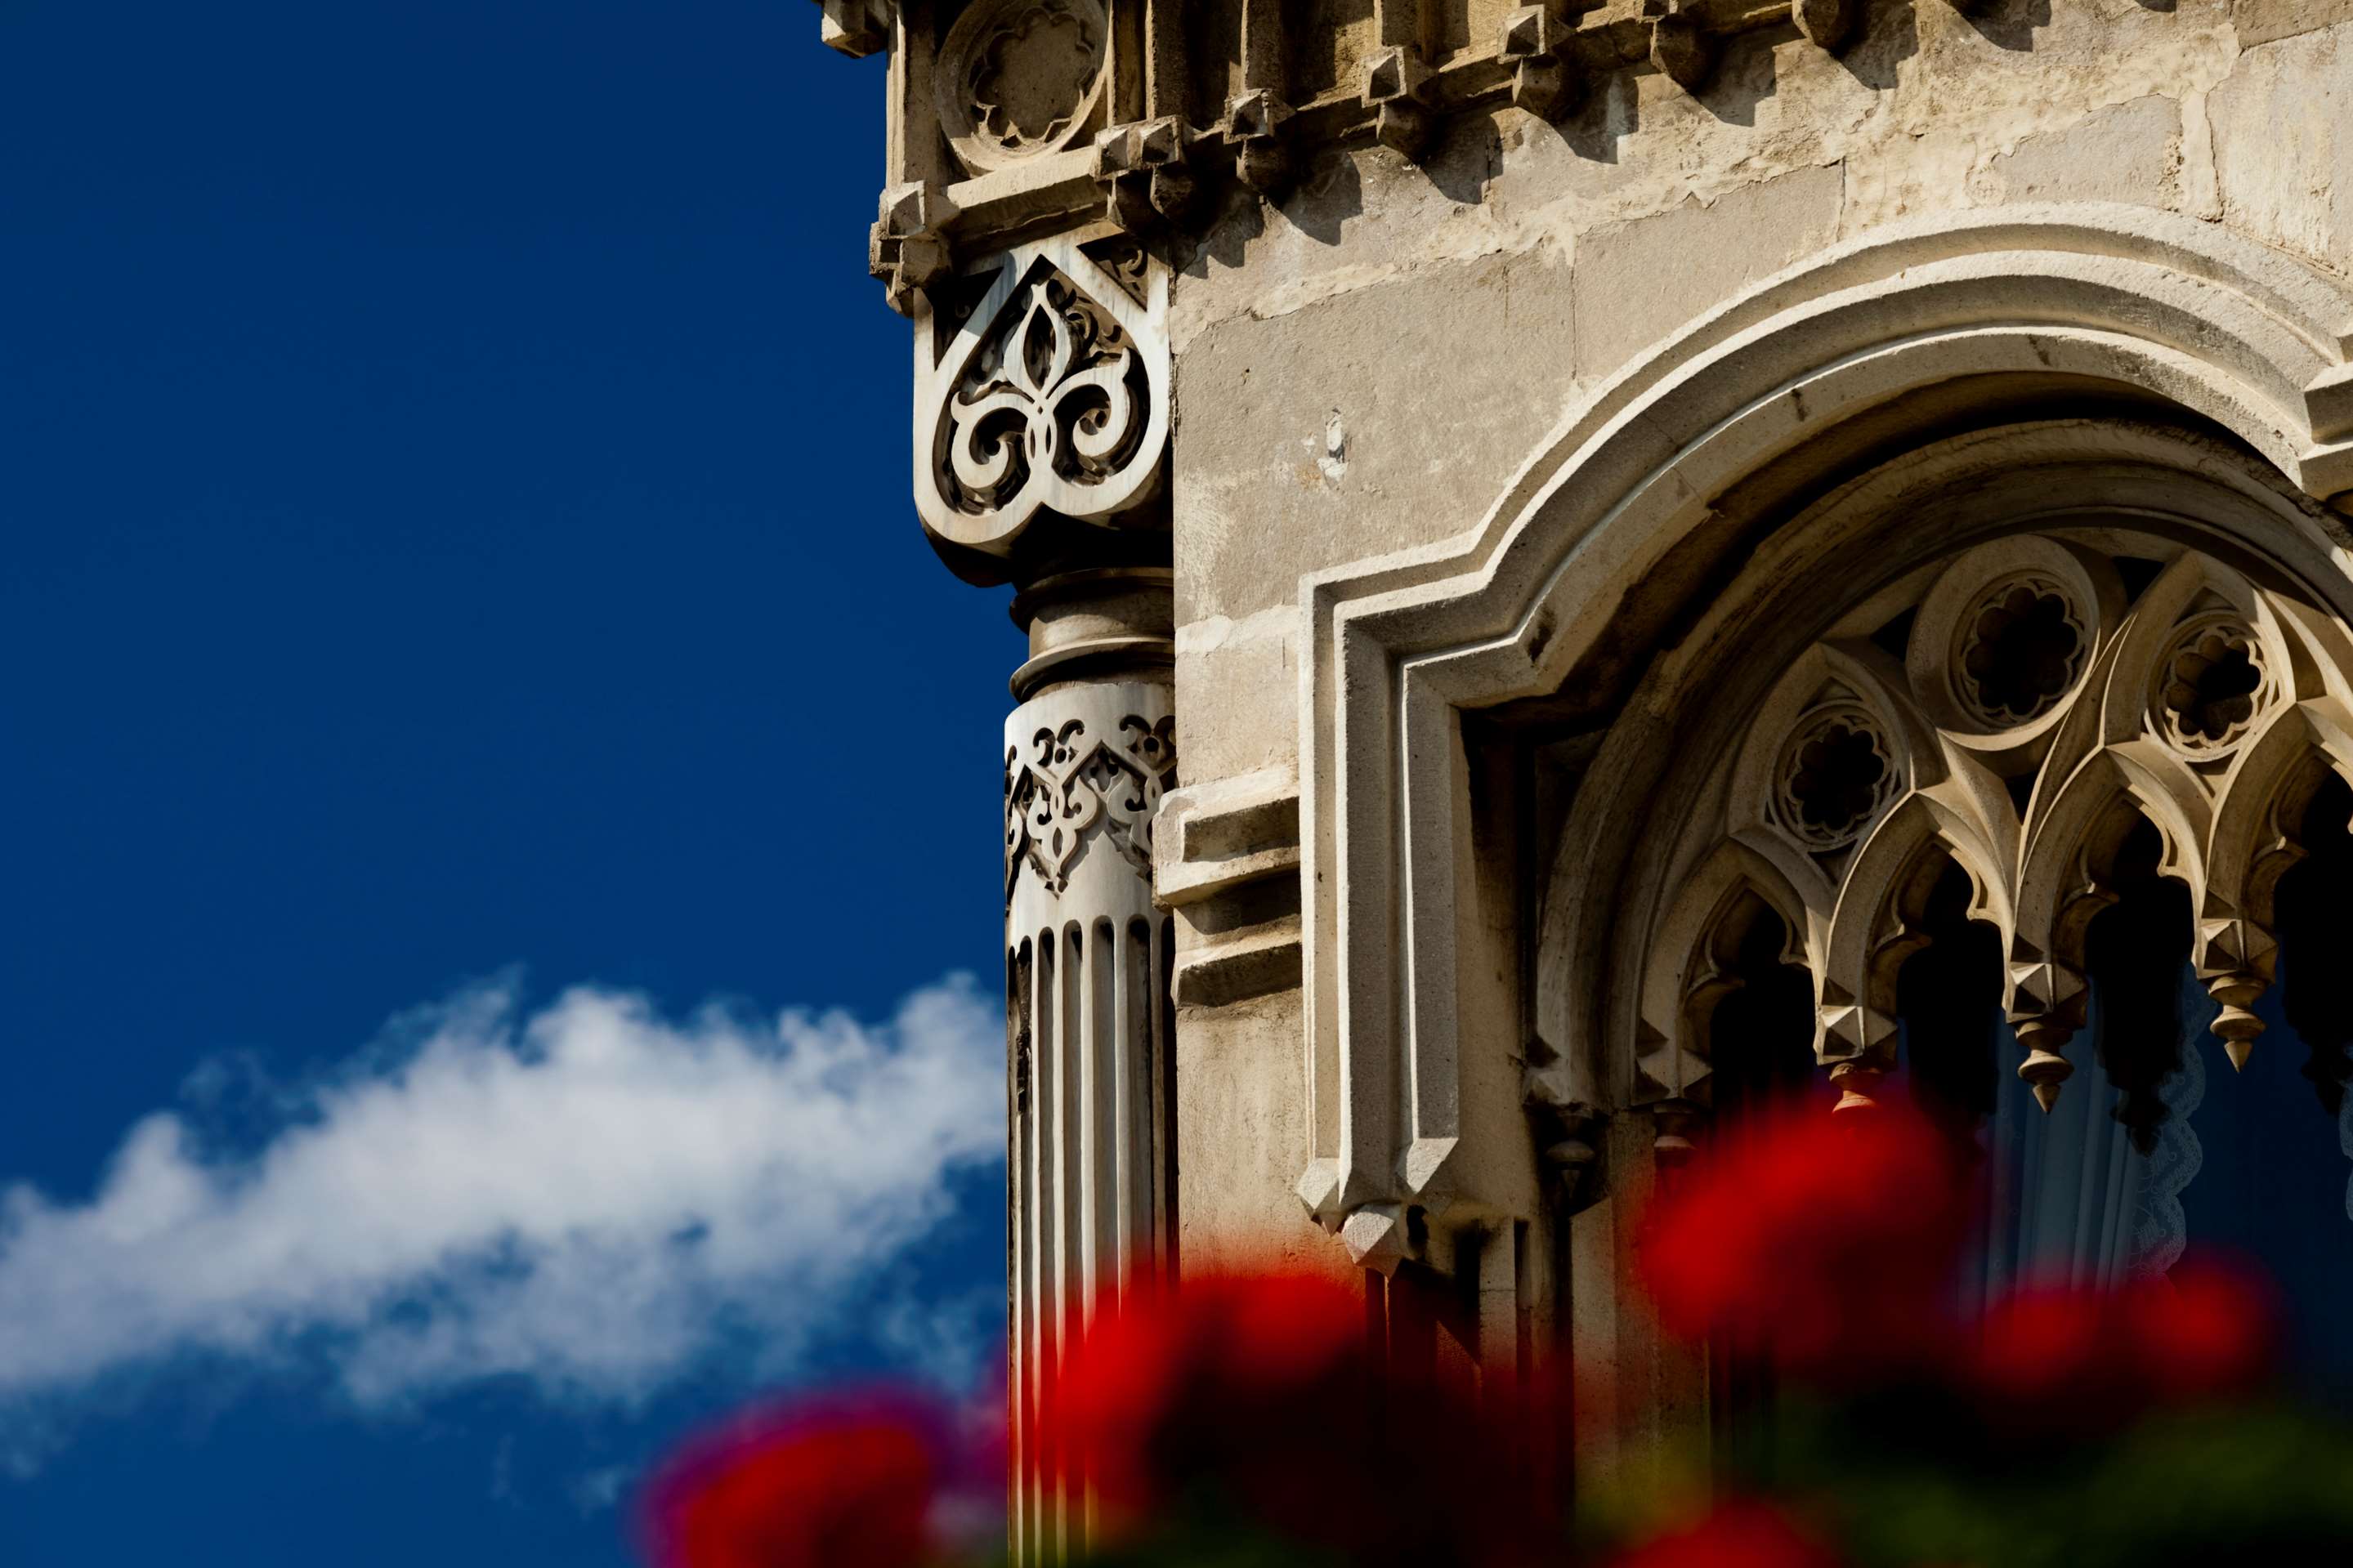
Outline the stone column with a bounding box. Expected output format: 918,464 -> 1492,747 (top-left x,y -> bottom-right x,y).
1000,569 -> 1174,1558
906,235 -> 1175,1561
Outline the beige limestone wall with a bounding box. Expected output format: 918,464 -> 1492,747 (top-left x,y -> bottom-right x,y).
1162,4 -> 2353,1256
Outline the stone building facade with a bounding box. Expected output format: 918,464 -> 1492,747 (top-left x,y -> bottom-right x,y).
816,0 -> 2353,1550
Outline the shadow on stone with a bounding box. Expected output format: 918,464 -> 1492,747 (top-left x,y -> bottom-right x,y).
1841,0 -> 1921,92
1966,0 -> 2052,52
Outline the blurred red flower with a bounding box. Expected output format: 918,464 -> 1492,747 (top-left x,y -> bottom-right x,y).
1973,1253 -> 2275,1433
1058,1269 -> 1370,1539
1053,1266 -> 1556,1566
1638,1102 -> 1970,1382
644,1392 -> 946,1568
1608,1499 -> 1844,1568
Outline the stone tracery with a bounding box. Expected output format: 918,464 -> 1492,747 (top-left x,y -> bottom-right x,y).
1634,533 -> 2353,1124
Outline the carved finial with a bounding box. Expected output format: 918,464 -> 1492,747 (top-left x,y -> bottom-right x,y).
1642,0 -> 1716,93
1363,47 -> 1434,158
2006,959 -> 2087,1112
2197,918 -> 2279,1072
1541,1102 -> 1606,1209
1499,7 -> 1584,123
1827,1060 -> 1884,1115
1652,1098 -> 1703,1174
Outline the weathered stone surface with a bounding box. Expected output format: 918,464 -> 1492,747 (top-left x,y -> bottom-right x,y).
2236,0 -> 2353,47
1174,609 -> 1299,780
1968,93 -> 2182,209
1174,988 -> 1352,1279
1572,164 -> 1844,383
2211,23 -> 2353,277
1173,245 -> 1581,623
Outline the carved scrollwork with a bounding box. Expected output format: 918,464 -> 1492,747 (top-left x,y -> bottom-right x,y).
915,239 -> 1170,564
946,276 -> 1144,514
1005,711 -> 1178,905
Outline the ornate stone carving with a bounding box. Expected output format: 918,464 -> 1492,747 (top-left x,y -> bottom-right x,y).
1622,526 -> 2353,1119
1958,576 -> 2087,728
915,238 -> 1170,563
1771,702 -> 1899,851
936,0 -> 1109,176
2153,614 -> 2270,757
1005,711 -> 1178,905
2194,916 -> 2278,1072
1001,680 -> 1174,1563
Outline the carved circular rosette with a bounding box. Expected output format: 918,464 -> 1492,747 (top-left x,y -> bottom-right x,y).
1955,574 -> 2089,729
1770,702 -> 1901,852
1907,536 -> 2111,749
2150,613 -> 2274,758
936,0 -> 1109,176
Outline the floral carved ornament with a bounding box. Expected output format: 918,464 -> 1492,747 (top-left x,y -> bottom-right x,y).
914,239 -> 1170,562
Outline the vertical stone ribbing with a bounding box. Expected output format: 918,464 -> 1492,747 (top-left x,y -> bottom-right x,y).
1004,679 -> 1175,1562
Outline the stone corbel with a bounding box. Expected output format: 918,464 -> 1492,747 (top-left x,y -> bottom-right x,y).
1790,0 -> 1860,52
1223,88 -> 1297,197
1093,117 -> 1206,230
868,181 -> 958,317
816,0 -> 891,57
1499,5 -> 1584,123
1364,46 -> 1434,158
1641,0 -> 1716,93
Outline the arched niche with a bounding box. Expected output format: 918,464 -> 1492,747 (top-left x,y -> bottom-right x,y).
1295,203 -> 2353,1274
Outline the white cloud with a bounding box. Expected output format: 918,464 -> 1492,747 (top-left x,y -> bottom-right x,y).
0,974 -> 1004,1432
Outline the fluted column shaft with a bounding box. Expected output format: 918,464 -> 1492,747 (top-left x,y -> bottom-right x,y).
1000,570 -> 1175,1562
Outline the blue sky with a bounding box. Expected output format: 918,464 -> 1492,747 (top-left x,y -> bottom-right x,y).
1,2 -> 1020,1561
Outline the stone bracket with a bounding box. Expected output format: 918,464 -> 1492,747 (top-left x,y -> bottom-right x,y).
869,181 -> 959,317
1093,116 -> 1208,231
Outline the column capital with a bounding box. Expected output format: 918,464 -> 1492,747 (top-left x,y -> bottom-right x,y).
911,234 -> 1170,591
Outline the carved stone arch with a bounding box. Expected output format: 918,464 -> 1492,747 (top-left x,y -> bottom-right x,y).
1812,793 -> 2014,1099
1298,204 -> 2353,1258
1724,640 -> 1942,852
2210,704 -> 2353,935
1632,840 -> 1814,1110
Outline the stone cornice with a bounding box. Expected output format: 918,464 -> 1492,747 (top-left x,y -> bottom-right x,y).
816,0 -> 2005,302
